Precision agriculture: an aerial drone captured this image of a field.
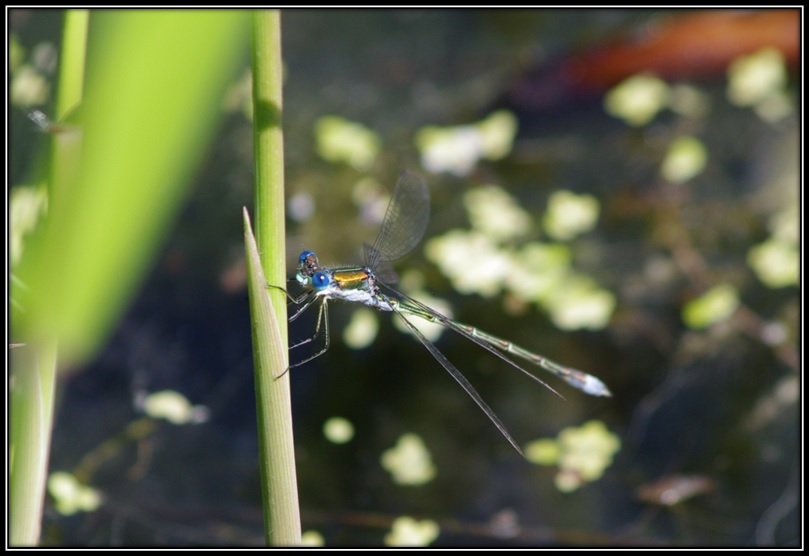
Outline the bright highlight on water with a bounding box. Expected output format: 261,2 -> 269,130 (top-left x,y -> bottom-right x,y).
284,172 -> 611,456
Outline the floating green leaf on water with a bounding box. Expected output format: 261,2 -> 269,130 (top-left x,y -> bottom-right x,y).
384,516 -> 440,547
543,190 -> 600,240
660,136 -> 708,184
604,73 -> 670,126
381,433 -> 436,486
525,420 -> 620,492
314,115 -> 381,170
323,417 -> 355,444
682,284 -> 740,329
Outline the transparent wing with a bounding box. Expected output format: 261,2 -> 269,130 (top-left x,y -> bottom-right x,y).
364,171 -> 430,271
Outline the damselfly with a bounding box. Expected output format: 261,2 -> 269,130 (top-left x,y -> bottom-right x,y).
284,172 -> 611,455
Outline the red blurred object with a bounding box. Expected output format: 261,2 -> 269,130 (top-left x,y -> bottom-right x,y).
506,10 -> 799,113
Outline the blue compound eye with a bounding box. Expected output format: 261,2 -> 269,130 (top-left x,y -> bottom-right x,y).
299,250 -> 316,265
312,272 -> 330,290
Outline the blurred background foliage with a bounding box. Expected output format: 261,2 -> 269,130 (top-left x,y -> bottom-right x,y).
9,9 -> 799,547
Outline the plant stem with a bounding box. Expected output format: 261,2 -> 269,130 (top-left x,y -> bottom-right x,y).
250,10 -> 301,546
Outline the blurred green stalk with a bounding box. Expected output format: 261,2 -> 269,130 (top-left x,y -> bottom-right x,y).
11,9 -> 249,545
9,10 -> 88,546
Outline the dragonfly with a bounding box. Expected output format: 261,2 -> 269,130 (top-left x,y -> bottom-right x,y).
283,171 -> 611,456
